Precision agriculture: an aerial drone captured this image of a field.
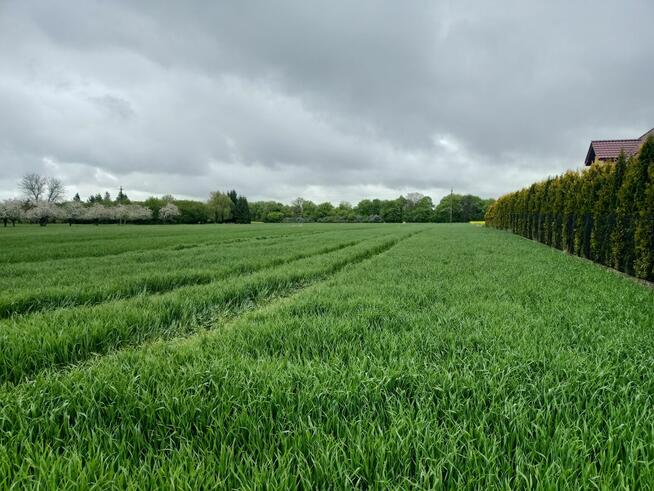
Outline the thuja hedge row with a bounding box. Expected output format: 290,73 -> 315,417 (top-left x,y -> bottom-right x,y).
485,137 -> 654,280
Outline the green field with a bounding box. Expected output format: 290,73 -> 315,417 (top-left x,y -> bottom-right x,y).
1,223 -> 653,488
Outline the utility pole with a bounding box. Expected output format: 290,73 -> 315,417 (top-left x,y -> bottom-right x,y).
449,188 -> 453,223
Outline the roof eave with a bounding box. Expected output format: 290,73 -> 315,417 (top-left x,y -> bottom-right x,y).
584,143 -> 595,166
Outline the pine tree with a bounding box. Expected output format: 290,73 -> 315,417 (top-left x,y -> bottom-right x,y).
511,190 -> 521,234
590,164 -> 614,265
523,187 -> 531,237
507,193 -> 515,232
551,176 -> 565,249
87,193 -> 103,204
576,173 -> 589,257
576,165 -> 599,259
533,180 -> 546,243
562,171 -> 579,253
609,152 -> 628,268
227,190 -> 238,207
540,178 -> 554,245
634,136 -> 654,279
533,181 -> 542,243
235,196 -> 251,224
613,156 -> 640,274
525,184 -> 536,239
116,187 -> 130,204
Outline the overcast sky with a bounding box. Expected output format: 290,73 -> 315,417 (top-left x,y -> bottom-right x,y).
1,1 -> 653,204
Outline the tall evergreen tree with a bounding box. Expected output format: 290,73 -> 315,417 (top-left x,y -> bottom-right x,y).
613,155 -> 644,274
578,165 -> 601,259
634,137 -> 654,279
542,178 -> 555,246
526,184 -> 537,239
115,187 -> 130,204
609,152 -> 629,268
227,190 -> 238,206
590,164 -> 615,265
551,176 -> 565,250
561,172 -> 579,254
235,196 -> 251,224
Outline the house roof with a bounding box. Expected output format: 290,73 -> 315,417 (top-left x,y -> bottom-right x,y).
590,139 -> 641,157
584,139 -> 641,166
640,128 -> 654,140
584,128 -> 653,166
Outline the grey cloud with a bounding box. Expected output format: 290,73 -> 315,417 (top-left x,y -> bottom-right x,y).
88,95 -> 135,121
1,0 -> 653,204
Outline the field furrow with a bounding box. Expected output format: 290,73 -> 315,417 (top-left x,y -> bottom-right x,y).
0,224 -> 371,264
0,228 -> 420,384
1,224 -> 652,488
0,228 -> 387,317
0,226 -> 652,488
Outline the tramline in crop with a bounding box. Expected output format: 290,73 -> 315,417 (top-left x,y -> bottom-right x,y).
0,223 -> 652,488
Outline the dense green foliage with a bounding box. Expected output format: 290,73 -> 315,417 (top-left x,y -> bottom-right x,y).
171,199 -> 210,223
7,173 -> 493,225
0,224 -> 653,487
228,190 -> 251,224
433,194 -> 492,223
486,137 -> 654,280
250,193 -> 494,223
3,177 -> 253,225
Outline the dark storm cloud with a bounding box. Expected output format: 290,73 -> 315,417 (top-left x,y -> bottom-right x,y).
1,0 -> 653,203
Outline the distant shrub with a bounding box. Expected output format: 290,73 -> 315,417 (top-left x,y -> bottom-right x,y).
263,211 -> 285,223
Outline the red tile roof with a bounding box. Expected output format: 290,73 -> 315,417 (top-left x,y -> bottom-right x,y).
591,139 -> 641,158
584,128 -> 653,166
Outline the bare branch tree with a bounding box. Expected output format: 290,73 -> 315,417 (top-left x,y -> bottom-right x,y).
19,174 -> 65,204
19,173 -> 47,203
46,177 -> 65,203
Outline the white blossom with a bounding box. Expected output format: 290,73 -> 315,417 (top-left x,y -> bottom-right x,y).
125,204 -> 152,223
114,204 -> 131,225
84,204 -> 112,223
0,199 -> 24,225
25,202 -> 63,225
63,201 -> 86,224
159,203 -> 180,223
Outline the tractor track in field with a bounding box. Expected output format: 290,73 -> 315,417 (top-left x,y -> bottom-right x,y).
0,228 -> 347,266
0,236 -> 368,320
1,229 -> 422,387
153,229 -> 424,351
193,228 -> 426,330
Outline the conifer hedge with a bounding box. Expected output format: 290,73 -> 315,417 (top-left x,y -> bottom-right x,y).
485,136 -> 654,281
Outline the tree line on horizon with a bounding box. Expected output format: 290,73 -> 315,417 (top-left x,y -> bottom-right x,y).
249,193 -> 493,223
0,175 -> 251,226
485,136 -> 654,281
1,173 -> 493,226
